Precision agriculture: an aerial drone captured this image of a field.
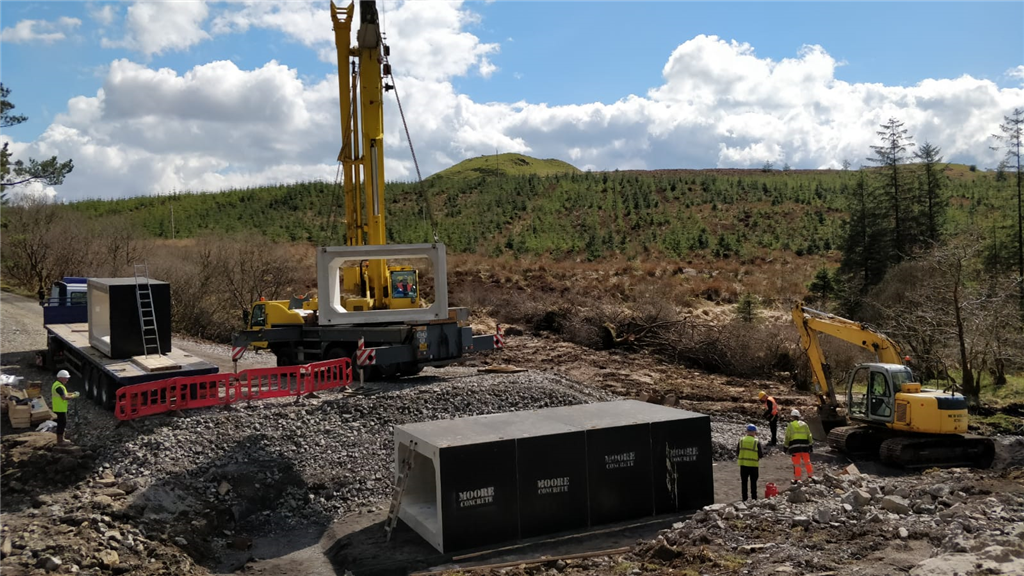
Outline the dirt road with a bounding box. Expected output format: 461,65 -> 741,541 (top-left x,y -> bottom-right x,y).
0,291 -> 48,363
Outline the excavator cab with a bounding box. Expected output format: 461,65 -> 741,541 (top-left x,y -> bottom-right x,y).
847,363 -> 911,423
847,363 -> 919,425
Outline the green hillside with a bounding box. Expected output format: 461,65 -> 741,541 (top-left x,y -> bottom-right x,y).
51,161 -> 1012,264
430,153 -> 581,181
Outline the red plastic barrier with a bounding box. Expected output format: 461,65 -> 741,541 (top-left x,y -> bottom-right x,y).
115,357 -> 352,421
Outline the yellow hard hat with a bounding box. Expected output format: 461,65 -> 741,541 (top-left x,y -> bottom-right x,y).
758,391 -> 767,400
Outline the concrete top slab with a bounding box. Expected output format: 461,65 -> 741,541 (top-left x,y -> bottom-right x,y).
395,400 -> 706,448
88,277 -> 168,287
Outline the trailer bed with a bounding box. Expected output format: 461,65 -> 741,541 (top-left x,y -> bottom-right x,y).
48,322 -> 218,385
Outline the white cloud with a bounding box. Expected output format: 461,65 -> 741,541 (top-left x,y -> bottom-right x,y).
9,22 -> 1024,202
102,1 -> 210,56
211,2 -> 332,49
210,0 -> 499,76
1008,65 -> 1024,85
1,17 -> 81,44
89,4 -> 118,27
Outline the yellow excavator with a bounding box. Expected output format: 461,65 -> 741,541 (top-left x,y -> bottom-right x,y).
792,303 -> 994,468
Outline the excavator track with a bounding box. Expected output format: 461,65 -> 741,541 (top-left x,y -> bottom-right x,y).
879,434 -> 995,469
826,425 -> 890,457
828,426 -> 995,469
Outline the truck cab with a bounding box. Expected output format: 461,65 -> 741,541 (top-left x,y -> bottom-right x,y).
41,277 -> 89,325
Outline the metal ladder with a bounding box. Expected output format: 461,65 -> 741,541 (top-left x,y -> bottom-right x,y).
134,262 -> 162,357
384,441 -> 417,542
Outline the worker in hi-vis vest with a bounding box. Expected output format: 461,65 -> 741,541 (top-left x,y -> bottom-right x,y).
51,370 -> 79,445
784,409 -> 814,482
737,424 -> 764,501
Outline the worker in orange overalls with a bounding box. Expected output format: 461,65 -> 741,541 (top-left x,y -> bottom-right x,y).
785,409 -> 814,483
758,391 -> 779,446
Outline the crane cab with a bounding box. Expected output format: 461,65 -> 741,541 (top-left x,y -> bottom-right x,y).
386,267 -> 419,310
340,261 -> 420,311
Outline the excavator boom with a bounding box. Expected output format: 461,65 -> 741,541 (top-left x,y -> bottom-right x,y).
792,304 -> 904,408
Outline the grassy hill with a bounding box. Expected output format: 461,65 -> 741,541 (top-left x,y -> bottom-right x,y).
52,160 -> 1011,264
430,153 -> 581,181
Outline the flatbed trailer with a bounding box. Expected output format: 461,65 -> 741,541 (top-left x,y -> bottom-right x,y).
45,322 -> 218,410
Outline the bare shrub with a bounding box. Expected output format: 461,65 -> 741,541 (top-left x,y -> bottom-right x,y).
90,216 -> 151,277
146,236 -> 312,342
1,200 -> 97,295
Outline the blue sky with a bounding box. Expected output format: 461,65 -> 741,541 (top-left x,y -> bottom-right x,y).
455,2 -> 1024,105
1,1 -> 1022,200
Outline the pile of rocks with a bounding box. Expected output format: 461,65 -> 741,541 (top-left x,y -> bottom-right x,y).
0,451 -> 203,576
628,466 -> 1024,575
75,371 -> 614,534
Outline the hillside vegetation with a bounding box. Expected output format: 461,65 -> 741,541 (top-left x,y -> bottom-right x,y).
430,153 -> 581,180
4,152 -> 1022,408
60,160 -> 1004,265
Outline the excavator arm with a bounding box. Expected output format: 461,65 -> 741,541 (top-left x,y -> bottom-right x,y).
792,303 -> 906,426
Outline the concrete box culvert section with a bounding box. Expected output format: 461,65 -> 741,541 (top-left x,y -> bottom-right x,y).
393,400 -> 714,553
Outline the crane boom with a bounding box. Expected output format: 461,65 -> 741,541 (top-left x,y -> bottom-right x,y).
230,1 -> 505,379
331,0 -> 389,309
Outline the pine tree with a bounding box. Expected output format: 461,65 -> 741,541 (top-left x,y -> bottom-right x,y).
1,85 -> 74,201
914,142 -> 946,244
839,172 -> 890,292
735,292 -> 760,323
868,117 -> 915,262
992,107 -> 1024,312
807,266 -> 838,303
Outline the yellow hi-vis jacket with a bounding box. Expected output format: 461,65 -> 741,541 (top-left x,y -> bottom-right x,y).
785,419 -> 813,454
737,435 -> 761,467
52,380 -> 68,413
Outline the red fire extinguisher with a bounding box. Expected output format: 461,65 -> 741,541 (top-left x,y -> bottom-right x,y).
765,482 -> 779,498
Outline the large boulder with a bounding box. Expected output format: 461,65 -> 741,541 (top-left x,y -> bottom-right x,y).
882,495 -> 912,515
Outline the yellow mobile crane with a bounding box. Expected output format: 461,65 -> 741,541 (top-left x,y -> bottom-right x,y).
232,1 -> 501,374
792,303 -> 994,468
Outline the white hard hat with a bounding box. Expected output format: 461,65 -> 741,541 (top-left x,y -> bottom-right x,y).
791,409 -> 801,418
56,370 -> 71,379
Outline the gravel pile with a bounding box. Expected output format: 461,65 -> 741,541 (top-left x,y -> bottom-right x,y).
77,370 -> 614,539
624,466 -> 1024,576
707,416 -> 781,461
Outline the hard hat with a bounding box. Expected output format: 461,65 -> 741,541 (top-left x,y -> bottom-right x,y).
56,370 -> 70,379
758,391 -> 767,400
791,409 -> 801,418
746,424 -> 758,432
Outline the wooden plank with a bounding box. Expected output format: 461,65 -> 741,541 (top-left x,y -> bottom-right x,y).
132,355 -> 182,373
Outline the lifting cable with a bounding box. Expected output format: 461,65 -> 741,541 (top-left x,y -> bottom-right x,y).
378,28 -> 441,244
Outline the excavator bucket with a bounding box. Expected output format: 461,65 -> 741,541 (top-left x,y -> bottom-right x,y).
806,415 -> 827,444
807,411 -> 847,445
